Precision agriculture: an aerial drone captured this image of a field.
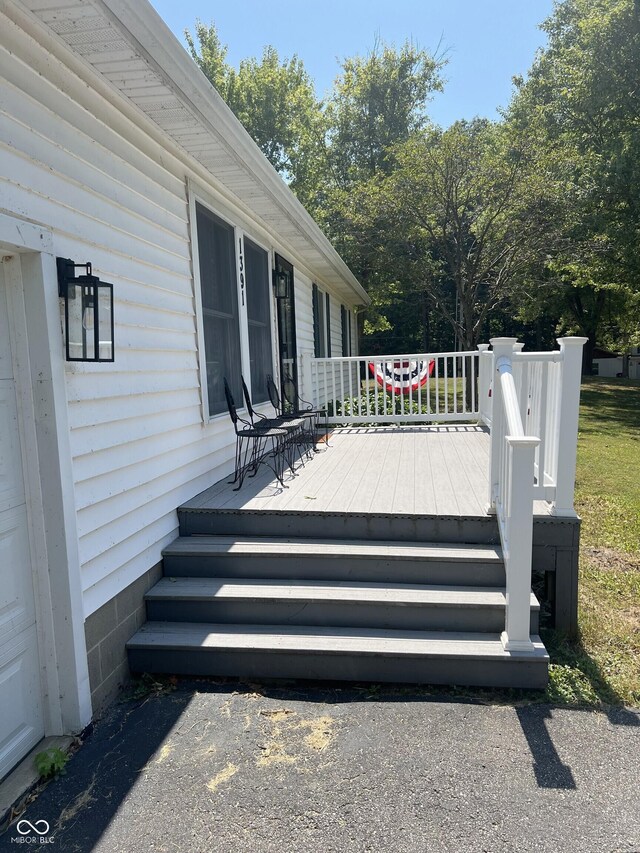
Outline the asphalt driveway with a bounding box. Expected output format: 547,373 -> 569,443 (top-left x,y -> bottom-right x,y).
1,679 -> 639,853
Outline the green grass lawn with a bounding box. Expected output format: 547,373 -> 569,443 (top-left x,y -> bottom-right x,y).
544,377 -> 640,707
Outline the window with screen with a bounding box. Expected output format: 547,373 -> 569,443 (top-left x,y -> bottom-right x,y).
195,202 -> 242,415
244,237 -> 272,403
341,305 -> 352,356
325,293 -> 332,357
313,284 -> 331,358
312,283 -> 325,357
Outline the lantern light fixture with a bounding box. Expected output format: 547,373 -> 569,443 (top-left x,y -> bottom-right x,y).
56,258 -> 114,362
272,269 -> 291,300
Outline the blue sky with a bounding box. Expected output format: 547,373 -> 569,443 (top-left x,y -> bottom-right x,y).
150,0 -> 555,128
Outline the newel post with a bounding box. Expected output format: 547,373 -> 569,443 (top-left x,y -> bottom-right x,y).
502,435 -> 540,652
487,338 -> 518,511
553,337 -> 588,516
512,342 -> 529,426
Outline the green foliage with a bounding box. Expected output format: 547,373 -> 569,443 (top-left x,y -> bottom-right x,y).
382,119 -> 547,349
186,5 -> 639,362
185,21 -> 325,194
324,39 -> 444,186
331,391 -> 427,419
329,386 -> 466,420
35,746 -> 69,780
507,0 -> 640,369
184,20 -> 229,94
123,672 -> 178,701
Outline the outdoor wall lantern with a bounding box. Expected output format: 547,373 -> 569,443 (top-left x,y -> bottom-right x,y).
272,269 -> 291,300
56,258 -> 115,362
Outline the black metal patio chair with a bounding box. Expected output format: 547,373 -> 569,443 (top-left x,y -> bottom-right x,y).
281,372 -> 330,450
241,376 -> 308,473
266,375 -> 315,461
223,378 -> 288,491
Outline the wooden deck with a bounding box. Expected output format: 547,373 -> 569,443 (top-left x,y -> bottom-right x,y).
182,426 -> 554,518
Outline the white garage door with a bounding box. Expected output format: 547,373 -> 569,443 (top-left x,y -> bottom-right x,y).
0,264 -> 44,781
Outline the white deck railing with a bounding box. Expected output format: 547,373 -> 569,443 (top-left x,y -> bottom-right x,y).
299,336 -> 585,648
488,339 -> 540,651
303,350 -> 480,424
487,337 -> 585,648
481,338 -> 586,513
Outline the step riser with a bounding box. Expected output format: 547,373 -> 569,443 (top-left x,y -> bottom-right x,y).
146,599 -> 539,634
162,555 -> 505,586
178,511 -> 500,544
127,647 -> 548,689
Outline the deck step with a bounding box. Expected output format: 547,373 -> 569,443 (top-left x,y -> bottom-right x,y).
127,622 -> 549,689
162,536 -> 505,586
177,508 -> 501,543
146,577 -> 539,633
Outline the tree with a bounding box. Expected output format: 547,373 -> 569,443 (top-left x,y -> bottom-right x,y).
185,21 -> 325,202
316,41 -> 445,350
508,0 -> 640,371
382,120 -> 550,351
324,39 -> 443,187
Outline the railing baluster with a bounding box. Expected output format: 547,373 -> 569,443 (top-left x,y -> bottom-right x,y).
538,361 -> 549,488
323,360 -> 328,417
385,360 -> 389,417
389,359 -> 394,412
462,354 -> 467,414
309,347 -> 553,427
373,358 -> 379,419
444,356 -> 449,415
472,353 -> 476,414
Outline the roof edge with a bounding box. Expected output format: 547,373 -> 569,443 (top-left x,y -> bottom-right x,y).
98,0 -> 371,307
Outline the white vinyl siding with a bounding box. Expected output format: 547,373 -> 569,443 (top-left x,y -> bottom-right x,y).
0,5 -> 362,620
0,14 -> 226,616
308,289 -> 358,410
293,270 -> 314,358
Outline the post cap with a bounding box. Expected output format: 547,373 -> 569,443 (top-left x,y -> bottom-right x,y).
557,337 -> 588,347
489,337 -> 519,346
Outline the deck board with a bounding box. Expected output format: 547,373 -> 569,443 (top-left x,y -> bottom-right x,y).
429,430 -> 461,516
180,426 -> 557,519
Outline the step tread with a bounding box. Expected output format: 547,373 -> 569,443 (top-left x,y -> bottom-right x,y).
148,577 -> 538,609
162,536 -> 503,563
127,622 -> 548,661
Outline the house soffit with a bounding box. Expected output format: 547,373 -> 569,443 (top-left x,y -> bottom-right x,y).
17,0 -> 370,307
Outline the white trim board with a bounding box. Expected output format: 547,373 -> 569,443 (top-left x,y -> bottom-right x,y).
1,217 -> 91,734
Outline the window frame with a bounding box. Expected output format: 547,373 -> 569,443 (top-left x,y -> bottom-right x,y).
243,233 -> 276,405
189,184 -> 278,423
325,292 -> 332,358
313,283 -> 332,358
341,304 -> 352,357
